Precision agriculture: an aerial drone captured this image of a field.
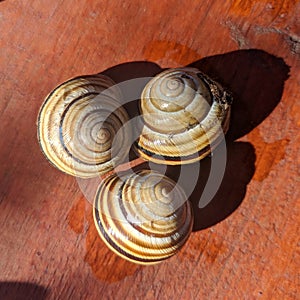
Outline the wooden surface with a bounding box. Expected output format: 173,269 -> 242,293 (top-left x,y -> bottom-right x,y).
0,0 -> 299,299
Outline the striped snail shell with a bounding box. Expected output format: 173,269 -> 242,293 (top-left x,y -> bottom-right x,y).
135,67 -> 232,165
93,170 -> 193,264
37,74 -> 131,178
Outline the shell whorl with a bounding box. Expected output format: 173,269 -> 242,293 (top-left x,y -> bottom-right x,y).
37,75 -> 131,178
136,67 -> 232,164
93,170 -> 193,264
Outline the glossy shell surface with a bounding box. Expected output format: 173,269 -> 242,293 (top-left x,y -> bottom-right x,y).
136,67 -> 232,164
93,170 -> 193,264
37,74 -> 131,178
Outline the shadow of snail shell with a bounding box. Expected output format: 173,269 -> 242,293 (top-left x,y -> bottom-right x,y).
37,75 -> 131,178
93,170 -> 193,264
135,67 -> 233,165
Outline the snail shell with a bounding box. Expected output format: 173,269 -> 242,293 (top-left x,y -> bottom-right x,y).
135,67 -> 232,165
37,74 -> 131,178
93,170 -> 193,264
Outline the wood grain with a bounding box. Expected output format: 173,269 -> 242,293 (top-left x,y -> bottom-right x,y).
0,0 -> 299,299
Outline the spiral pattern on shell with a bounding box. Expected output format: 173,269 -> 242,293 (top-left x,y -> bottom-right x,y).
37,75 -> 131,178
135,67 -> 232,164
93,170 -> 193,264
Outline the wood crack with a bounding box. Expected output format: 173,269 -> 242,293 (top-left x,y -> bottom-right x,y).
253,25 -> 300,54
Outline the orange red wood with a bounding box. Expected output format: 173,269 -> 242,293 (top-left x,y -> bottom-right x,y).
0,1 -> 299,299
